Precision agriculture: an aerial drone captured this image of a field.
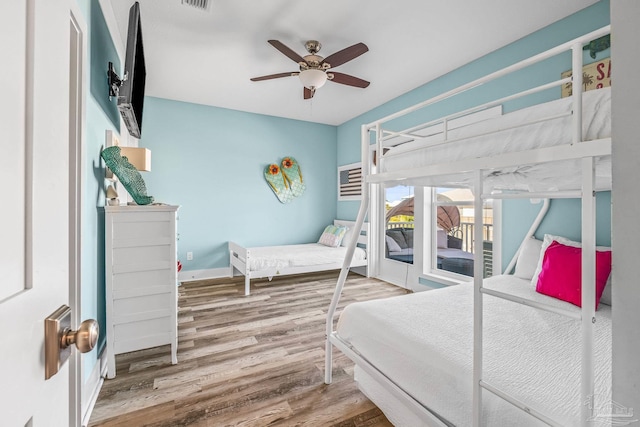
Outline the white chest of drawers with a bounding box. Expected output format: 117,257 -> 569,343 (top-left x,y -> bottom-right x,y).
104,205 -> 179,378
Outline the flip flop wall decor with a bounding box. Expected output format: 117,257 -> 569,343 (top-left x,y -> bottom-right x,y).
264,157 -> 305,203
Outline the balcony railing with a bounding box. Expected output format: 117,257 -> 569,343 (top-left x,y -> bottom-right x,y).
457,222 -> 493,253
386,221 -> 415,229
386,221 -> 492,252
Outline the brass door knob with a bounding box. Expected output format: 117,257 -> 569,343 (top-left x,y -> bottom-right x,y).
61,319 -> 99,353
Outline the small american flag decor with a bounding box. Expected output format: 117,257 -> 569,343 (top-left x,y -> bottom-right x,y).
338,163 -> 362,200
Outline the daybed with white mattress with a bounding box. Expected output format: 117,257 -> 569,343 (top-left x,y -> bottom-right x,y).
325,25 -> 613,426
229,220 -> 368,295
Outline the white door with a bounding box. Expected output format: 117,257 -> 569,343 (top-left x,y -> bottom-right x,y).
377,185 -> 424,289
1,0 -> 77,425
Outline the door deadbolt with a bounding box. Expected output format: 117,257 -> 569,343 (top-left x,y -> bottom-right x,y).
45,305 -> 99,380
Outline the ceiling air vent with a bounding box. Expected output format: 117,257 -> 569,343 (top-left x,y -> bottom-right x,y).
181,0 -> 210,11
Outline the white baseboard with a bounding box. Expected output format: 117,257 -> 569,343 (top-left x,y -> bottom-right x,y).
350,266 -> 367,277
179,267 -> 231,283
179,266 -> 367,283
82,348 -> 107,427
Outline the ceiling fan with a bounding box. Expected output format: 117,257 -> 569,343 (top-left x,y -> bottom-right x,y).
250,40 -> 370,99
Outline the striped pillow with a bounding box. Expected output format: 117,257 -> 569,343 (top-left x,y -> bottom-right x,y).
318,225 -> 347,248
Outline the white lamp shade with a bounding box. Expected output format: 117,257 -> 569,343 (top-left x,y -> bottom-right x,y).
299,69 -> 327,89
119,147 -> 151,171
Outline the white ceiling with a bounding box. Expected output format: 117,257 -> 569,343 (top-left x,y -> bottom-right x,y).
103,0 -> 599,126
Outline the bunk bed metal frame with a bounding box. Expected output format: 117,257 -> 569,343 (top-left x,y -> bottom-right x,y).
325,25 -> 611,426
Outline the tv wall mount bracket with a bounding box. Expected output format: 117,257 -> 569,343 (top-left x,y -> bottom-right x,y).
107,62 -> 128,99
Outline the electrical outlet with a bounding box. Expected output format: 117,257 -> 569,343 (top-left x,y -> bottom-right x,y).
186,251 -> 193,261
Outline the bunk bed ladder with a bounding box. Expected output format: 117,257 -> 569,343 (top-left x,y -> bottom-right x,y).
325,124 -> 373,385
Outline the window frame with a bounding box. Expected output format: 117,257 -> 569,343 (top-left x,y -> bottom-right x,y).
423,187 -> 501,283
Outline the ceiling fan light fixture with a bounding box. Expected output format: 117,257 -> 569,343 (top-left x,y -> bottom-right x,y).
299,69 -> 327,90
251,39 -> 369,99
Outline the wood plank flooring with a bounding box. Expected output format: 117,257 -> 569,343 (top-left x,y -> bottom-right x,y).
89,271 -> 409,426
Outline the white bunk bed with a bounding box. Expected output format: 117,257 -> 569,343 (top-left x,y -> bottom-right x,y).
229,220 -> 368,295
325,26 -> 612,426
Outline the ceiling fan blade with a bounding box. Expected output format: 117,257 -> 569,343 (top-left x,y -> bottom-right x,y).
250,72 -> 297,82
329,72 -> 370,88
268,40 -> 307,64
321,42 -> 368,68
304,87 -> 315,99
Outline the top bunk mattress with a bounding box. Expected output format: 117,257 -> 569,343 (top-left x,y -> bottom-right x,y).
336,275 -> 611,426
379,87 -> 611,191
242,243 -> 366,272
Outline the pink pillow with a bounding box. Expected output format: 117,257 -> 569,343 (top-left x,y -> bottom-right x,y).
535,241 -> 612,309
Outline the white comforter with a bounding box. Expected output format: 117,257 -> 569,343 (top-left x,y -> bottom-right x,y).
381,88 -> 612,192
336,275 -> 611,426
242,243 -> 366,272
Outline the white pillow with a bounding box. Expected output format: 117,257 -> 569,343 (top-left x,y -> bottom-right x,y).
386,235 -> 402,252
340,227 -> 353,247
513,237 -> 543,280
530,234 -> 611,287
436,229 -> 448,249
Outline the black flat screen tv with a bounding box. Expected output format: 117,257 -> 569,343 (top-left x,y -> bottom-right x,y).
118,2 -> 146,139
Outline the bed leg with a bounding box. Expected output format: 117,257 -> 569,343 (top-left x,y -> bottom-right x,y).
244,275 -> 250,296
325,337 -> 333,384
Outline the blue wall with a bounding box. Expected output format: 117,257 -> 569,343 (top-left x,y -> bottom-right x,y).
140,98 -> 338,271
88,1 -> 121,130
502,192 -> 612,272
336,0 -> 610,264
